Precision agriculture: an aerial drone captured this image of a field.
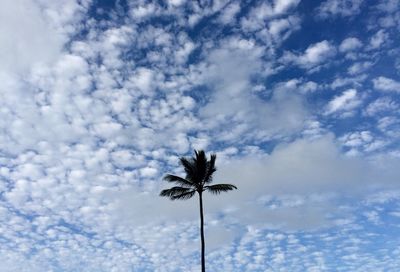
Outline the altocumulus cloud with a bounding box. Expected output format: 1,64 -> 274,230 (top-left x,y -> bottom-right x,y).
0,0 -> 400,271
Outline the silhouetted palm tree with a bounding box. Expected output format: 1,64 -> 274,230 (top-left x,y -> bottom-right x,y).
160,150 -> 237,272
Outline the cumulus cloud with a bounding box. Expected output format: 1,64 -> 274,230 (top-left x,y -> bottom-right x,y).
339,37 -> 363,52
339,131 -> 388,154
267,15 -> 301,43
197,44 -> 308,141
274,78 -> 319,94
241,0 -> 300,31
207,135 -> 400,230
255,0 -> 301,18
216,136 -> 366,195
282,40 -> 336,70
111,135 -> 398,233
367,29 -> 389,50
112,134 -> 400,232
1,0 -> 400,270
373,76 -> 400,92
364,97 -> 399,116
0,0 -> 64,74
298,41 -> 336,66
325,89 -> 362,116
347,61 -> 373,75
376,0 -> 400,13
316,0 -> 364,18
274,0 -> 301,14
218,2 -> 241,24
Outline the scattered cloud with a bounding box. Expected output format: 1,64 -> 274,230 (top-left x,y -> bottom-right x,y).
325,89 -> 362,116
367,29 -> 389,50
347,61 -> 373,75
241,0 -> 300,32
339,37 -> 363,52
316,0 -> 365,18
373,76 -> 400,92
1,0 -> 400,271
198,44 -> 308,141
364,97 -> 399,116
0,0 -> 64,74
218,2 -> 241,25
282,40 -> 337,70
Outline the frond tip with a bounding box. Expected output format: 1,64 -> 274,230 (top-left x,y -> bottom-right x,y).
163,174 -> 194,187
171,190 -> 196,200
204,153 -> 216,183
159,186 -> 196,201
204,184 -> 237,195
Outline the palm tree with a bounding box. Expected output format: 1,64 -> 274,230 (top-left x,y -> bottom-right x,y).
160,150 -> 237,272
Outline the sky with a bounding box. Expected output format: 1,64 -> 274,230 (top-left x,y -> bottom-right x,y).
0,0 -> 400,271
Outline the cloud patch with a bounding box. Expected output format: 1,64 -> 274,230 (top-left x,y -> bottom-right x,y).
282,40 -> 336,70
325,89 -> 362,116
316,0 -> 364,18
339,37 -> 363,52
373,76 -> 400,92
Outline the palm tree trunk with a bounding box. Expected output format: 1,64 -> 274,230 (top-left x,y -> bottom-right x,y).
199,192 -> 205,272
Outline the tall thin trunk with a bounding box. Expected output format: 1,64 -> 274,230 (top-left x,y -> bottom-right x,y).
199,192 -> 205,272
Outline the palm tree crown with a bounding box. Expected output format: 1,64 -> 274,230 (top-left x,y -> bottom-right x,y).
160,150 -> 237,200
160,150 -> 237,272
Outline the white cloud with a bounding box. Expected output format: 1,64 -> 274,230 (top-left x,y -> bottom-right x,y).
347,61 -> 373,75
377,116 -> 400,134
219,2 -> 241,24
0,5 -> 211,268
330,74 -> 367,89
256,0 -> 301,18
282,40 -> 336,70
302,120 -> 327,138
216,136 -> 363,195
339,37 -> 363,52
175,40 -> 195,64
0,0 -> 399,270
129,67 -> 158,95
339,131 -> 387,153
130,3 -> 158,20
364,97 -> 398,116
268,16 -> 301,42
112,135 -> 400,234
274,78 -> 319,94
140,166 -> 159,177
274,0 -> 301,14
376,0 -> 400,13
378,13 -> 400,28
299,41 -> 336,66
325,89 -> 362,115
168,0 -> 186,7
340,131 -> 372,146
198,44 -> 308,141
0,0 -> 64,74
317,0 -> 364,18
205,135 -> 400,229
367,29 -> 388,50
373,76 -> 400,92
241,0 -> 300,31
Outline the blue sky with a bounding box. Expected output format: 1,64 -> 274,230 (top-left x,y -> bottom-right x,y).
0,0 -> 400,271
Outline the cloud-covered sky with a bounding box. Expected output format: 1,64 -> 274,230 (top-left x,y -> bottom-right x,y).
1,0 -> 400,271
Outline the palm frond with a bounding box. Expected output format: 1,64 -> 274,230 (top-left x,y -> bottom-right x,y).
194,150 -> 207,183
180,157 -> 196,182
204,153 -> 216,183
160,186 -> 192,199
163,174 -> 195,188
171,190 -> 196,200
204,184 -> 237,195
